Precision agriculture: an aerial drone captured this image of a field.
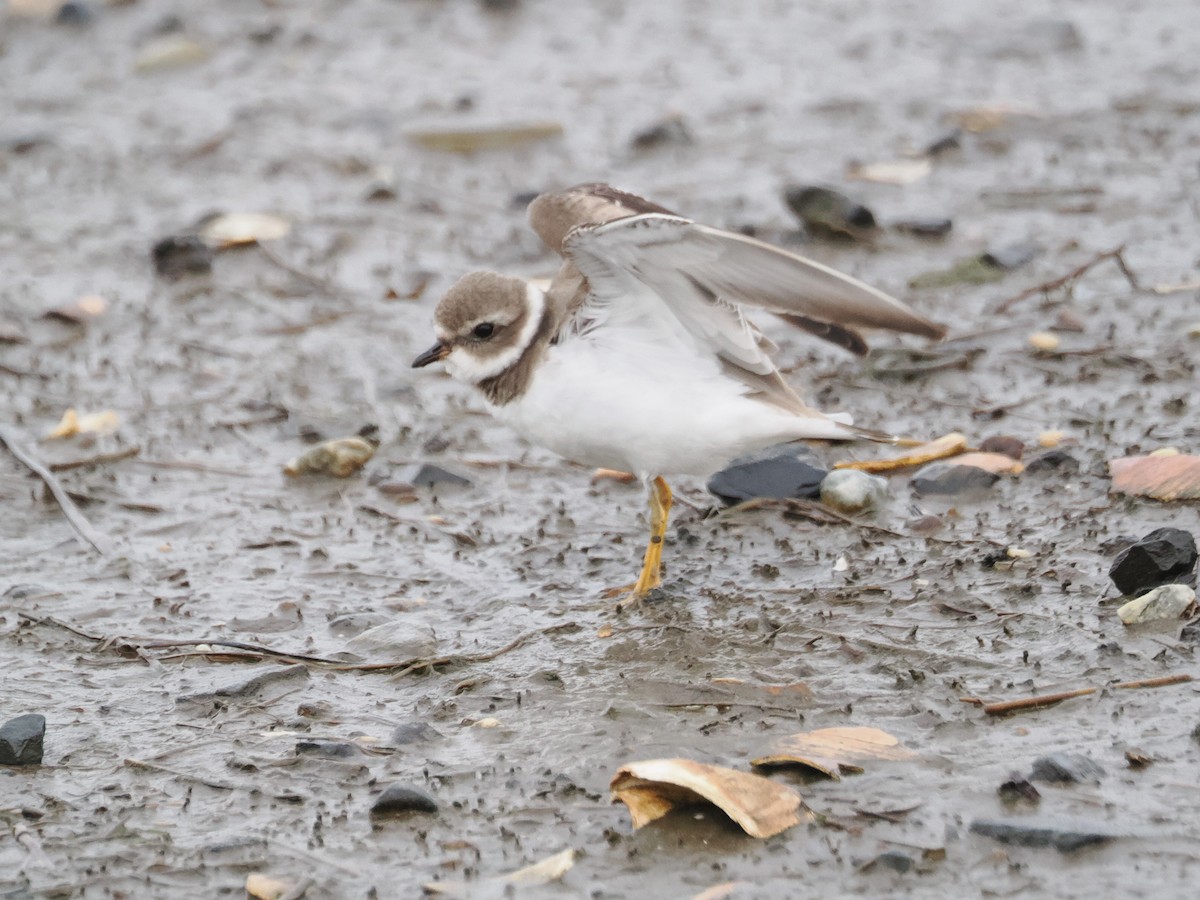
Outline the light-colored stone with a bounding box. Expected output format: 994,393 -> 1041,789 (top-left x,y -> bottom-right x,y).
1117,584 -> 1196,625
820,469 -> 888,514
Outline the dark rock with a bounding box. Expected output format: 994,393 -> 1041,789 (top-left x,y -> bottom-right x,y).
1030,752 -> 1105,784
295,740 -> 359,759
1109,528 -> 1198,596
982,241 -> 1041,271
630,115 -> 693,151
924,130 -> 962,157
979,435 -> 1025,460
390,722 -> 442,745
893,217 -> 953,238
998,773 -> 1041,804
784,185 -> 877,240
409,463 -> 471,489
0,714 -> 46,766
707,444 -> 827,505
970,818 -> 1116,852
55,2 -> 94,26
152,234 -> 213,280
858,850 -> 913,873
1025,449 -> 1079,474
910,463 -> 999,496
370,784 -> 437,817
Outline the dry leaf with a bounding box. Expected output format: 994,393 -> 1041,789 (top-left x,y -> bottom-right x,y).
845,157 -> 932,185
1038,430 -> 1067,448
406,121 -> 563,153
424,848 -> 576,895
1151,278 -> 1200,295
1109,454 -> 1200,501
691,883 -> 751,900
199,213 -> 291,249
751,726 -> 916,779
43,294 -> 108,324
283,437 -> 375,478
46,409 -> 120,439
1028,331 -> 1061,352
610,758 -> 803,839
834,432 -> 967,473
949,452 -> 1024,475
945,102 -> 1041,133
135,34 -> 209,73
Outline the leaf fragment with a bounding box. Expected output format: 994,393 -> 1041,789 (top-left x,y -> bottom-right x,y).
845,157 -> 932,185
423,848 -> 576,895
834,432 -> 967,473
406,121 -> 563,153
46,409 -> 120,440
1108,454 -> 1200,501
283,437 -> 375,478
751,726 -> 916,779
610,758 -> 803,839
199,212 -> 291,249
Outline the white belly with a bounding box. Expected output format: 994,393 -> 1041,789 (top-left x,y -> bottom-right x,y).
492,334 -> 846,478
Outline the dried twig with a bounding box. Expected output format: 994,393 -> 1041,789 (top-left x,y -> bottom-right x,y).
47,445 -> 141,472
993,244 -> 1140,314
0,425 -> 112,554
979,672 -> 1193,716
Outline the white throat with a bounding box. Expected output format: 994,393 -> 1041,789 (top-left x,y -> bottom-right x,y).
443,282 -> 546,384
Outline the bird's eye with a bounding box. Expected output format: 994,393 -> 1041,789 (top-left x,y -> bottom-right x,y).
472,323 -> 495,339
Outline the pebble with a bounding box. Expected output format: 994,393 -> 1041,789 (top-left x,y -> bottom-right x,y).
707,445 -> 827,504
819,469 -> 888,514
295,740 -> 359,759
409,463 -> 472,489
1117,584 -> 1196,625
892,216 -> 953,238
997,773 -> 1041,804
1029,752 -> 1105,785
910,462 -> 999,495
152,234 -> 213,280
1025,449 -> 1079,474
970,818 -> 1116,852
982,240 -> 1041,271
370,784 -> 437,817
979,435 -> 1025,460
0,714 -> 46,766
390,722 -> 442,746
858,850 -> 913,873
1108,527 -> 1198,595
783,185 -> 877,239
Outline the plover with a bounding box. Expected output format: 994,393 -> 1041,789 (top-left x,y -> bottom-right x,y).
413,184 -> 945,602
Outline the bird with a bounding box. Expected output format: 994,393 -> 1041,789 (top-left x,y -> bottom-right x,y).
413,183 -> 946,604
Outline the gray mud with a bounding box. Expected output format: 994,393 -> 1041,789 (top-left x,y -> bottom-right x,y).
2,1 -> 1199,897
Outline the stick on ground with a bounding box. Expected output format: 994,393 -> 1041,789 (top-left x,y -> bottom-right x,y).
0,425 -> 112,555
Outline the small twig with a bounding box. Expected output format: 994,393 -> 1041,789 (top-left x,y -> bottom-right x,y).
993,244 -> 1140,314
136,458 -> 255,477
981,673 -> 1193,716
256,242 -> 346,297
47,445 -> 141,472
0,425 -> 112,555
123,757 -> 237,792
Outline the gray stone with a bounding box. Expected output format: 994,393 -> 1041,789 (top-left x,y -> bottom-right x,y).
707,444 -> 827,504
1030,752 -> 1105,784
970,818 -> 1116,852
371,784 -> 437,817
0,714 -> 46,766
819,469 -> 888,514
1118,584 -> 1196,625
910,463 -> 999,496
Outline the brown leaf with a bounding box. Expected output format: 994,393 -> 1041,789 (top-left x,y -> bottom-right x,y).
834,432 -> 967,473
751,726 -> 916,779
610,759 -> 804,839
424,848 -> 576,895
46,409 -> 120,440
1109,453 -> 1200,501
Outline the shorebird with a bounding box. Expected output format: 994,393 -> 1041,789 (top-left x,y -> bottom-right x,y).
413,184 -> 945,602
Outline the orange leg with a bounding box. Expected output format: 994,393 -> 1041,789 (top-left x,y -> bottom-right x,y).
605,477 -> 673,608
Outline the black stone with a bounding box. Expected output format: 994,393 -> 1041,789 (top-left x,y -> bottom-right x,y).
370,784 -> 437,817
295,740 -> 359,759
0,714 -> 46,766
910,463 -> 999,496
55,2 -> 94,26
1029,752 -> 1105,784
893,217 -> 953,238
1109,527 -> 1198,596
784,185 -> 877,239
998,773 -> 1041,803
970,818 -> 1115,852
410,463 -> 471,489
707,445 -> 827,505
152,235 -> 213,280
1025,449 -> 1079,474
